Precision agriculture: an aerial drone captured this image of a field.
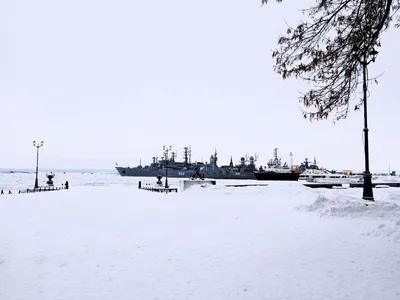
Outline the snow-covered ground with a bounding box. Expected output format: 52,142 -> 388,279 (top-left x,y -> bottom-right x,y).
1,172 -> 400,299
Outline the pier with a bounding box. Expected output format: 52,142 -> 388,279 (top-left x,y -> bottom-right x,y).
139,181 -> 178,193
224,182 -> 400,189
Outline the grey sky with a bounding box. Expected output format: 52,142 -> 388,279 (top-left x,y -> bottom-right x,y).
1,0 -> 399,172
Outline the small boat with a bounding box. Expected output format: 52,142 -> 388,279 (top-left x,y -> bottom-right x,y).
298,158 -> 363,183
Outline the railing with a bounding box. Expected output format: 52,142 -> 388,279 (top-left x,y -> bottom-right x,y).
1,185 -> 68,195
138,181 -> 178,193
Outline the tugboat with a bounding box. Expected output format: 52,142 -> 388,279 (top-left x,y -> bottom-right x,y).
254,148 -> 300,181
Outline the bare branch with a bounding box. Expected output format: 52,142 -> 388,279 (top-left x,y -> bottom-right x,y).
264,0 -> 399,121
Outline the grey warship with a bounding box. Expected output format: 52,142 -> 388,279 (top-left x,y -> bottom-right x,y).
115,146 -> 203,178
199,151 -> 258,180
115,147 -> 259,180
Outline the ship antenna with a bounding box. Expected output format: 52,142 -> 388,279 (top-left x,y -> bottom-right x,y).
183,147 -> 188,164
188,145 -> 192,164
163,145 -> 172,160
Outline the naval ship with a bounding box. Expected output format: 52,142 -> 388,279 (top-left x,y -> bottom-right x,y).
115,146 -> 203,178
199,151 -> 258,180
253,148 -> 300,181
115,146 -> 259,180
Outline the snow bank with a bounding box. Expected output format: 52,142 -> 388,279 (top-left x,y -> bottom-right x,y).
296,193 -> 400,218
295,189 -> 400,243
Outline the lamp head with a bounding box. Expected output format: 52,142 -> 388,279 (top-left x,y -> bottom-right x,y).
370,49 -> 379,62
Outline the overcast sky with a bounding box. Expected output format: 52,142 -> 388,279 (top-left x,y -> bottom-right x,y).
1,0 -> 399,172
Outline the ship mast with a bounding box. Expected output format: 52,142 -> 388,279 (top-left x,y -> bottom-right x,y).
163,145 -> 172,161
183,147 -> 189,164
171,151 -> 176,162
273,148 -> 278,160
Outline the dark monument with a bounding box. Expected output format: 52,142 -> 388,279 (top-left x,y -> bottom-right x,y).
156,175 -> 163,186
46,173 -> 55,186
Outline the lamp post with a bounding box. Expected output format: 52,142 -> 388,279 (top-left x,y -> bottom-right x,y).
163,145 -> 172,188
360,49 -> 378,201
164,160 -> 169,188
33,141 -> 44,189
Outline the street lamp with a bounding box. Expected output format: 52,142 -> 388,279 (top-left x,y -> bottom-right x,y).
360,49 -> 378,201
163,145 -> 172,188
164,160 -> 169,188
33,140 -> 44,189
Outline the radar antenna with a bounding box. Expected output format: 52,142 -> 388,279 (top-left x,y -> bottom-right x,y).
163,145 -> 172,161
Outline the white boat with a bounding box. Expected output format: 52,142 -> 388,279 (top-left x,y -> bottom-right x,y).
298,158 -> 363,184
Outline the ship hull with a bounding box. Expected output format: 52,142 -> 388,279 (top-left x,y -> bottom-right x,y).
116,167 -> 256,180
254,171 -> 300,181
202,171 -> 256,180
116,167 -> 195,178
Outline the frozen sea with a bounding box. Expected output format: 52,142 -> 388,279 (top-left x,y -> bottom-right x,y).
1,171 -> 400,300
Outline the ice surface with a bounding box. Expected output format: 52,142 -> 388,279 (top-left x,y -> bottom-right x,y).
1,173 -> 400,300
